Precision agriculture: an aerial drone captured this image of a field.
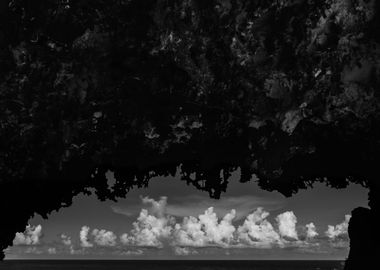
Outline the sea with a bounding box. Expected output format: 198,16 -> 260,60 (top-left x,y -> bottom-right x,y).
0,260 -> 345,270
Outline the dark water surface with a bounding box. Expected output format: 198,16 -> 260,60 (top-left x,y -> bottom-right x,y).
0,260 -> 345,270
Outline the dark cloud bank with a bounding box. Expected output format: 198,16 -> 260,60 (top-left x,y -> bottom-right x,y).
1,1 -> 380,269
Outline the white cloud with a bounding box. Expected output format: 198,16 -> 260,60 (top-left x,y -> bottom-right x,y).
305,223 -> 318,239
10,197 -> 341,257
276,211 -> 298,240
80,226 -> 93,248
79,227 -> 118,248
325,215 -> 351,239
13,225 -> 42,246
118,197 -> 327,252
61,234 -> 72,246
120,197 -> 174,247
166,195 -> 283,221
111,196 -> 352,255
112,195 -> 283,221
174,207 -> 236,247
92,229 -> 117,247
174,216 -> 206,247
237,207 -> 281,248
200,208 -> 236,246
61,234 -> 77,255
141,196 -> 168,218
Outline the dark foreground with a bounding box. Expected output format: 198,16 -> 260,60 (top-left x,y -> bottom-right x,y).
0,260 -> 345,270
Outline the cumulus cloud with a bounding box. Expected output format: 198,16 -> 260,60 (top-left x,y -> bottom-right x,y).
305,223 -> 318,239
117,197 -> 329,252
237,207 -> 281,248
79,226 -> 118,248
174,207 -> 236,247
112,195 -> 283,221
60,234 -> 77,255
173,216 -> 206,247
13,197 -> 349,258
13,225 -> 42,246
141,196 -> 168,218
201,208 -> 236,246
61,234 -> 72,246
92,229 -> 117,247
68,196 -> 353,256
6,199 -> 352,258
80,226 -> 93,248
326,215 -> 351,240
120,197 -> 174,247
276,211 -> 298,240
167,195 -> 282,221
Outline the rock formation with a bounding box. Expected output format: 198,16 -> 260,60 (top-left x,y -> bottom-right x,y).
1,0 -> 379,267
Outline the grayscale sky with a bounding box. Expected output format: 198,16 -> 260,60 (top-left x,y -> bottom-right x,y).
5,170 -> 368,260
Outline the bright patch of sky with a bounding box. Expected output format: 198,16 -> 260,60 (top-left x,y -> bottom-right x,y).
5,171 -> 368,260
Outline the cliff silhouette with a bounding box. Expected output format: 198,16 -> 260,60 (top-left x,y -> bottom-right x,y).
1,0 -> 380,268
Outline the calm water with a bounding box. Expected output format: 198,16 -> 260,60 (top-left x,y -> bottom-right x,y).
0,260 -> 345,270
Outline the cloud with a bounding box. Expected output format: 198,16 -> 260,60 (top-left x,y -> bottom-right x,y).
200,208 -> 236,246
174,207 -> 236,247
173,216 -> 206,247
80,226 -> 118,248
60,234 -> 78,255
117,197 -> 328,252
112,195 -> 284,221
167,195 -> 283,221
120,198 -> 174,247
324,215 -> 351,249
174,246 -> 198,256
111,206 -> 134,217
276,211 -> 298,240
92,229 -> 117,247
237,207 -> 282,248
42,196 -> 350,257
325,215 -> 351,240
13,225 -> 42,246
80,226 -> 93,248
141,196 -> 168,218
305,223 -> 318,239
61,234 -> 72,246
120,249 -> 144,256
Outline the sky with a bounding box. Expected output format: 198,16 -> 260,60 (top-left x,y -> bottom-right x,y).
5,170 -> 368,260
